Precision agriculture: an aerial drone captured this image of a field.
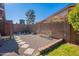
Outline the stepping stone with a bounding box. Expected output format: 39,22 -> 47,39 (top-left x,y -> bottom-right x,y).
24,48 -> 35,55
15,39 -> 20,40
3,52 -> 18,56
18,41 -> 26,45
20,44 -> 29,48
16,40 -> 23,43
15,36 -> 20,40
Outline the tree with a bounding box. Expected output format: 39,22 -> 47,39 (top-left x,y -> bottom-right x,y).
68,4 -> 79,31
25,9 -> 35,25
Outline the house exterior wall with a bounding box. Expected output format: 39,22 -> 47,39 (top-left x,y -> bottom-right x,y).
0,3 -> 6,36
0,20 -> 5,36
0,20 -> 13,36
0,3 -> 13,36
4,21 -> 13,36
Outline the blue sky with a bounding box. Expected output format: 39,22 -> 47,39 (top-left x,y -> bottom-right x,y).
5,3 -> 70,24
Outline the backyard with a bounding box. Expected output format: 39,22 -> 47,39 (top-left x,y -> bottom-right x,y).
43,43 -> 79,56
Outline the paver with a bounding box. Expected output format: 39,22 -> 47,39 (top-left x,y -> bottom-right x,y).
24,48 -> 35,55
16,40 -> 23,43
20,44 -> 29,48
15,39 -> 20,40
15,36 -> 20,40
18,41 -> 26,45
3,52 -> 18,56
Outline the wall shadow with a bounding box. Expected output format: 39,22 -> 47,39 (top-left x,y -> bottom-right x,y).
0,38 -> 19,56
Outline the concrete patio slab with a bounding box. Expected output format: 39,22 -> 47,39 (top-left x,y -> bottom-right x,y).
1,35 -> 63,56
24,48 -> 35,55
18,35 -> 63,56
20,35 -> 58,49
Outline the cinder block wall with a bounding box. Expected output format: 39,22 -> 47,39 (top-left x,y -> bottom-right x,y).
13,24 -> 26,33
13,4 -> 79,44
13,22 -> 79,44
32,22 -> 71,40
